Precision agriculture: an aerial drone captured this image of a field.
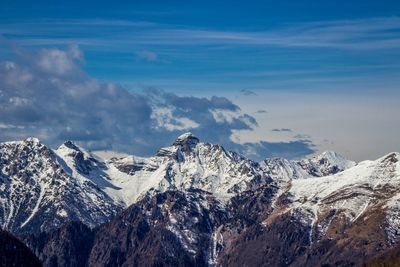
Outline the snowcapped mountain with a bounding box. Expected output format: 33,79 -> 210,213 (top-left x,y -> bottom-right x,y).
56,132 -> 270,205
0,132 -> 368,235
260,150 -> 356,182
286,152 -> 400,244
2,133 -> 266,234
0,138 -> 121,234
2,132 -> 400,266
217,152 -> 400,266
104,132 -> 268,204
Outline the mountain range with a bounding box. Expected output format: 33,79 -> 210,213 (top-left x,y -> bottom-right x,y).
1,132 -> 399,266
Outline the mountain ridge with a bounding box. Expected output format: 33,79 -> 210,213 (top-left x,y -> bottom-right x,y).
1,133 -> 400,266
0,133 -> 390,235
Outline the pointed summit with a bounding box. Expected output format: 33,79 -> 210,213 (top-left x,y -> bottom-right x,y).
60,140 -> 80,151
56,140 -> 89,161
56,140 -> 105,175
314,151 -> 355,168
298,150 -> 356,176
379,152 -> 399,164
57,141 -> 92,157
172,132 -> 200,150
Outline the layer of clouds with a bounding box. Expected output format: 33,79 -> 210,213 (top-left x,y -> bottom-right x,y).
2,17 -> 400,50
0,46 -> 314,160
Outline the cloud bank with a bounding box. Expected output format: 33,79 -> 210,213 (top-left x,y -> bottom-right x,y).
0,46 -> 314,160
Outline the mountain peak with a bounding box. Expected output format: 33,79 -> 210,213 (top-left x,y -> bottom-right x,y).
315,150 -> 348,163
297,150 -> 356,176
379,152 -> 400,164
56,140 -> 91,160
172,132 -> 200,148
318,150 -> 340,158
60,140 -> 80,150
311,150 -> 350,162
24,137 -> 41,144
57,141 -> 89,155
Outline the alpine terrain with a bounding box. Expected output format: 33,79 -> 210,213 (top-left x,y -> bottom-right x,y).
1,132 -> 400,266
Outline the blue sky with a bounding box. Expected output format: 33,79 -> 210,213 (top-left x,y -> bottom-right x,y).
0,0 -> 399,160
2,0 -> 400,93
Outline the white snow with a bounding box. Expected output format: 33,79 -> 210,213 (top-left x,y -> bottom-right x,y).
283,152 -> 400,243
2,134 -> 400,245
20,175 -> 45,228
53,135 -> 268,207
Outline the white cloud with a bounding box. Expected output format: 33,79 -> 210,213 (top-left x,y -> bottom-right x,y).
37,46 -> 83,75
0,123 -> 24,129
151,107 -> 199,131
0,46 -> 315,160
210,109 -> 238,124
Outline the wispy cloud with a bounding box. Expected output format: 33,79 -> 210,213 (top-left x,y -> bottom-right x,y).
1,17 -> 400,50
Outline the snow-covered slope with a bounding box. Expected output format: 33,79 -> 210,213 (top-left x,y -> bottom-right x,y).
299,150 -> 356,176
2,132 -> 397,241
0,138 -> 122,233
260,150 -> 356,182
53,132 -> 269,206
0,133 -> 268,233
289,152 -> 399,214
103,132 -> 268,204
267,152 -> 400,245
